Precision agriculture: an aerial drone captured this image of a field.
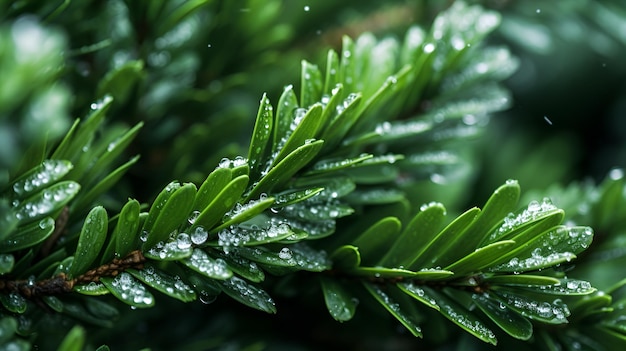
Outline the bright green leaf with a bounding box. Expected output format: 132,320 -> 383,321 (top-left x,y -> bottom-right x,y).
97,60 -> 144,103
430,288 -> 498,344
330,245 -> 361,270
193,175 -> 249,229
472,293 -> 533,341
100,273 -> 155,308
381,202 -> 446,268
143,182 -> 197,249
247,140 -> 324,199
70,206 -> 108,278
9,160 -> 73,200
248,94 -> 273,179
181,248 -> 232,280
0,217 -> 54,252
213,196 -> 275,232
492,289 -> 570,324
321,277 -> 358,322
128,266 -> 196,302
273,85 -> 299,154
193,167 -> 233,211
57,325 -> 85,351
409,207 -> 481,270
352,217 -> 401,266
218,276 -> 276,313
15,180 -> 80,224
363,283 -> 423,338
444,240 -> 516,275
273,104 -> 324,165
301,60 -> 323,108
113,199 -> 141,258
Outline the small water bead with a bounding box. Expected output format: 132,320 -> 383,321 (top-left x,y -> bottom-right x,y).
278,247 -> 293,260
609,168 -> 624,180
111,272 -> 154,305
495,197 -> 558,237
217,156 -> 248,169
187,249 -> 231,279
199,291 -> 217,304
139,230 -> 149,242
188,210 -> 200,225
191,226 -> 208,245
423,42 -> 436,53
176,233 -> 192,249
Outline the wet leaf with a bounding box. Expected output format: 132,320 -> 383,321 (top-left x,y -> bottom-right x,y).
143,182 -> 196,249
15,181 -> 80,224
272,187 -> 324,208
472,293 -> 533,340
194,168 -> 232,211
436,180 -> 520,267
352,217 -> 401,265
0,254 -> 14,274
218,276 -> 276,313
0,217 -> 54,252
516,279 -> 596,296
113,199 -> 141,258
97,60 -> 144,104
380,202 -> 446,268
321,277 -> 357,322
273,85 -> 299,154
484,274 -> 561,287
181,248 -> 232,280
58,325 -> 85,351
51,96 -> 113,161
9,160 -> 73,200
128,266 -> 196,302
144,240 -> 193,261
304,154 -> 373,176
0,293 -> 26,313
231,246 -> 297,268
212,251 -> 265,283
213,195 -> 275,231
100,273 -> 155,308
492,289 -> 570,324
430,288 -> 497,344
301,60 -> 323,108
248,140 -> 324,199
363,283 -> 422,338
444,240 -> 516,275
273,104 -> 323,165
330,245 -> 360,269
70,206 -> 108,278
323,50 -> 340,94
193,175 -> 249,230
73,282 -> 109,296
398,283 -> 441,311
248,94 -> 273,179
409,207 -> 481,270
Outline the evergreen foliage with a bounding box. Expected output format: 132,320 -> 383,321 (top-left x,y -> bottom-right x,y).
1,1 -> 625,350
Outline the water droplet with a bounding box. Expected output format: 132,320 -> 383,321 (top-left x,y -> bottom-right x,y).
544,116 -> 553,125
176,233 -> 192,249
191,226 -> 208,245
279,247 -> 293,260
609,168 -> 624,180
